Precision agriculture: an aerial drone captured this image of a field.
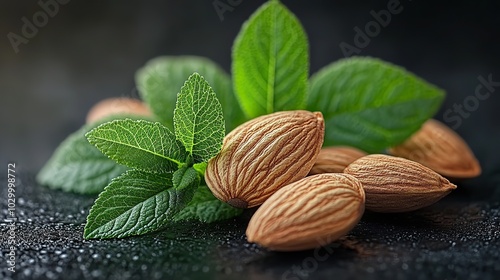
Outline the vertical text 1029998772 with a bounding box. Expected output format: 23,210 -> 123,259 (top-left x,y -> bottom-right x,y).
5,163 -> 17,273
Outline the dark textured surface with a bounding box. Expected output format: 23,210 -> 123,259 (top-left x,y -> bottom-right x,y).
1,174 -> 499,280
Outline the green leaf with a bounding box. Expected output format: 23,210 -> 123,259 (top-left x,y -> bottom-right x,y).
36,124 -> 128,194
232,0 -> 309,118
174,185 -> 243,223
173,167 -> 200,191
135,56 -> 245,131
307,57 -> 445,153
86,119 -> 186,173
173,73 -> 225,163
193,162 -> 207,177
84,170 -> 197,239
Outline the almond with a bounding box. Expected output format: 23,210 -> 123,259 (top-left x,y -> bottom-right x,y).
86,97 -> 152,124
205,110 -> 324,208
344,154 -> 457,213
246,173 -> 365,251
388,119 -> 481,178
309,146 -> 367,175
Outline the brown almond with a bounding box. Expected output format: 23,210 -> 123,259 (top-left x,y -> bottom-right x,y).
388,119 -> 481,178
86,97 -> 152,124
246,173 -> 365,251
309,146 -> 367,175
205,110 -> 324,208
344,154 -> 457,213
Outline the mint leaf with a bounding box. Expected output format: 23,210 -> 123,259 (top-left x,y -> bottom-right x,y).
173,73 -> 225,163
86,119 -> 186,173
135,56 -> 245,131
37,124 -> 127,194
307,57 -> 445,153
232,0 -> 309,118
193,162 -> 207,177
84,170 -> 197,239
173,166 -> 200,191
174,185 -> 243,223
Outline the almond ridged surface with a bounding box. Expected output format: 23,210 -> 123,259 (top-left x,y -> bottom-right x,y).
388,119 -> 481,178
246,173 -> 365,251
86,97 -> 151,124
205,110 -> 324,208
309,146 -> 367,175
344,154 -> 457,213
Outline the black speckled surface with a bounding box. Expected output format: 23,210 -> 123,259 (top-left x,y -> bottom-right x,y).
1,174 -> 499,280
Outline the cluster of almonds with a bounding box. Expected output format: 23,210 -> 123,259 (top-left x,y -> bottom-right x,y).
85,100 -> 480,251
205,110 -> 481,251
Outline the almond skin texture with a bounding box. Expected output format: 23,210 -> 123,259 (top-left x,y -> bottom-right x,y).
86,97 -> 152,124
205,110 -> 324,208
344,154 -> 457,213
388,119 -> 481,178
246,173 -> 365,251
309,146 -> 368,175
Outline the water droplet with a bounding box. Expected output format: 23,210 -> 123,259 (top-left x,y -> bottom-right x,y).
23,269 -> 32,276
45,271 -> 57,279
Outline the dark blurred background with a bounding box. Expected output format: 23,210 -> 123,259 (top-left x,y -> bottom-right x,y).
1,0 -> 499,197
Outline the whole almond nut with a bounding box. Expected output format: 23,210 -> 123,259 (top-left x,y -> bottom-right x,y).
388,119 -> 481,178
344,154 -> 457,213
205,110 -> 324,208
86,97 -> 152,124
246,173 -> 365,251
309,146 -> 367,175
